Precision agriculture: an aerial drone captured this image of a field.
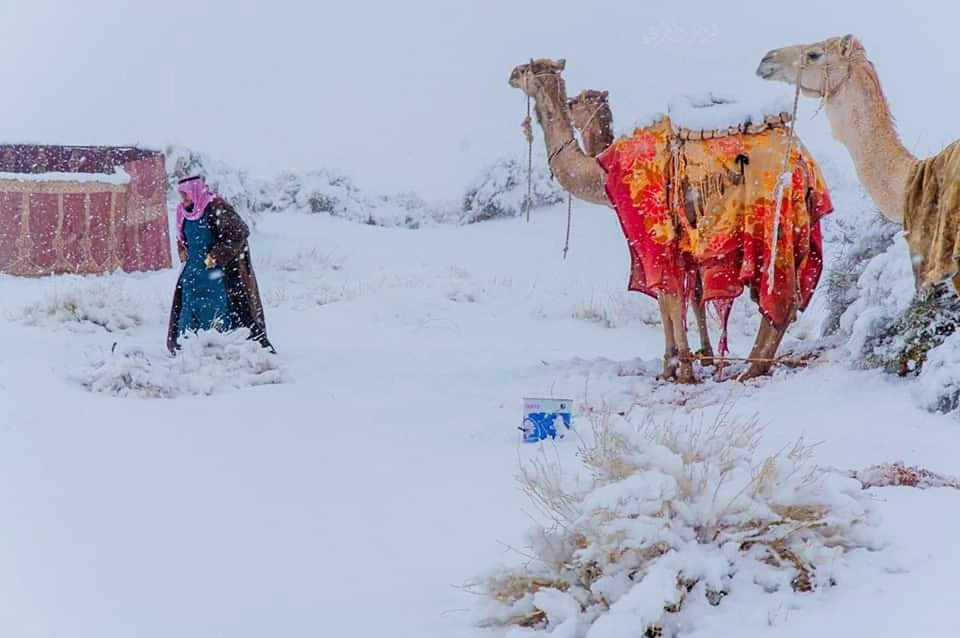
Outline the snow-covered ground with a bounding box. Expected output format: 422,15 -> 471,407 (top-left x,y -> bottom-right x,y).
0,188 -> 958,636
3,1 -> 960,635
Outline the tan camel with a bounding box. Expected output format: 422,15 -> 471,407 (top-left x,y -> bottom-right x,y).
509,58 -> 830,383
756,35 -> 960,293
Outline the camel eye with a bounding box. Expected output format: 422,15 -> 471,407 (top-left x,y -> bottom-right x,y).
807,51 -> 823,61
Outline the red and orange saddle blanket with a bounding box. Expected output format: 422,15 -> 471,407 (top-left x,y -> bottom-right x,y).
596,113 -> 833,353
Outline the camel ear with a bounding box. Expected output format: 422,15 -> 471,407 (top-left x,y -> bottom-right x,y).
840,34 -> 855,54
600,90 -> 609,99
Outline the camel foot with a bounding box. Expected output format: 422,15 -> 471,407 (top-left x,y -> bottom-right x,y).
660,352 -> 678,381
676,362 -> 697,384
736,362 -> 773,382
660,352 -> 698,384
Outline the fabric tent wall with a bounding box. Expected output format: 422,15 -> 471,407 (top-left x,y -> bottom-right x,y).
0,145 -> 171,276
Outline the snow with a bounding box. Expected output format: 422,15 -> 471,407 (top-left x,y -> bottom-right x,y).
2,1 -> 960,637
666,92 -> 794,131
0,167 -> 130,184
1,195 -> 959,637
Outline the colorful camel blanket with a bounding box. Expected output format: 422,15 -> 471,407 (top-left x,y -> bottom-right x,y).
903,139 -> 960,293
596,117 -> 833,335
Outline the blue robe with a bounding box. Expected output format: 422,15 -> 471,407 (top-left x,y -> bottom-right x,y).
176,215 -> 238,339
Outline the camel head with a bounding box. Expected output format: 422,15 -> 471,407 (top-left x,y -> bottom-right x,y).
756,34 -> 865,98
567,89 -> 609,129
508,58 -> 566,96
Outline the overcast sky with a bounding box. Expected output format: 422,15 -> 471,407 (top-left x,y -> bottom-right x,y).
0,0 -> 954,199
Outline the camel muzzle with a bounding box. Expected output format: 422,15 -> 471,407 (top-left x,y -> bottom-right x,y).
756,52 -> 782,79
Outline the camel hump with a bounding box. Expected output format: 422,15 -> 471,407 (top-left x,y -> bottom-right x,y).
666,92 -> 793,140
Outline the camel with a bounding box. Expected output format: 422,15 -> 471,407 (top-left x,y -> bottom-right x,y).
509,58 -> 834,383
756,34 -> 960,294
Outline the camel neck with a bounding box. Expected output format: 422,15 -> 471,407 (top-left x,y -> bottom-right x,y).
825,61 -> 916,224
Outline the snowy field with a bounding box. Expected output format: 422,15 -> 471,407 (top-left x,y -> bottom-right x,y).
0,196 -> 958,637
2,0 -> 960,636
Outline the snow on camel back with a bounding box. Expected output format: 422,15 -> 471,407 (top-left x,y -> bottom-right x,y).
630,91 -> 795,140
0,144 -> 171,276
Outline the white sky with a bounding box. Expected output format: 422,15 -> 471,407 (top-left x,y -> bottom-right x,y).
0,0 -> 955,199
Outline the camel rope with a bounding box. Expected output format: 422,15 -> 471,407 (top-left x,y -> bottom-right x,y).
678,352 -> 826,367
523,91 -> 533,223
765,52 -> 805,295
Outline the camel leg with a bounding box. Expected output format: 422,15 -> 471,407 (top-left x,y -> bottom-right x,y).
737,314 -> 789,381
657,293 -> 679,380
692,275 -> 714,366
660,292 -> 696,383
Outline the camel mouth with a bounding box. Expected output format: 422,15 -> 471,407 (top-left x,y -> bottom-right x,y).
755,61 -> 782,81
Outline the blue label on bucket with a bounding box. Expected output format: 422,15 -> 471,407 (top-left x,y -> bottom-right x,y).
521,398 -> 573,443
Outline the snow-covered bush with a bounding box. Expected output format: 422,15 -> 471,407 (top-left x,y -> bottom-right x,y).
164,144 -> 565,228
821,199 -> 960,412
912,329 -> 960,414
471,406 -> 881,637
73,329 -> 283,398
165,143 -> 256,212
461,156 -> 565,224
165,145 -> 459,228
165,144 -> 453,227
859,281 -> 960,377
17,280 -> 161,334
822,214 -> 900,338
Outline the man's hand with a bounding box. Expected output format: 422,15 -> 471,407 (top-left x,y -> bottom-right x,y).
204,254 -> 215,269
178,243 -> 187,262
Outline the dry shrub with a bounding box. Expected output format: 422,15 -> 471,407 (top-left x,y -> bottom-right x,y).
850,461 -> 960,490
469,404 -> 882,637
17,280 -> 157,333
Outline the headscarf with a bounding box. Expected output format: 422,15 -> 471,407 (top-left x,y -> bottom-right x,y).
176,175 -> 218,241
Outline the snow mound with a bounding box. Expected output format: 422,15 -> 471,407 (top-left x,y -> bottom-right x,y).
16,280 -> 162,334
73,329 -> 284,398
471,406 -> 883,638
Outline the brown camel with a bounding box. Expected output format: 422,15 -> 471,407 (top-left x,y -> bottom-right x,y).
756,35 -> 960,294
509,58 -> 832,383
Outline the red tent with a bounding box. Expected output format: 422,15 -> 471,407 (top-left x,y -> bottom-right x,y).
0,144 -> 171,276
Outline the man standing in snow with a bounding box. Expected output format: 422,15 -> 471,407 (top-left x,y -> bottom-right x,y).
166,175 -> 275,354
